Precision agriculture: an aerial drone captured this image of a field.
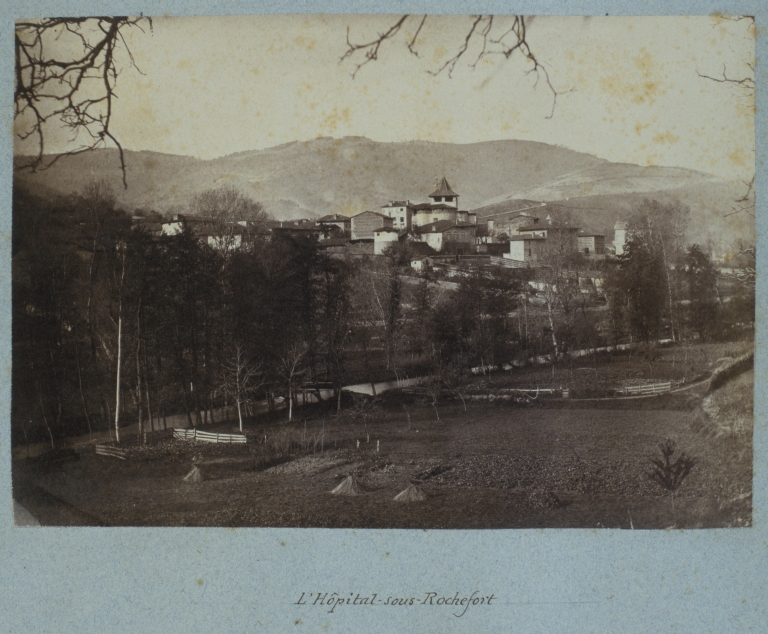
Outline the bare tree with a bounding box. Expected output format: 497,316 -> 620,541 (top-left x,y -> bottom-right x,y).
112,240 -> 127,443
719,243 -> 756,292
536,215 -> 581,360
191,186 -> 269,240
277,341 -> 309,422
76,180 -> 117,354
341,14 -> 561,117
219,343 -> 264,432
14,17 -> 151,187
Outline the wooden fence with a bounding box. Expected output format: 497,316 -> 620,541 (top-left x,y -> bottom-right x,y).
496,387 -> 560,396
617,382 -> 672,396
94,444 -> 128,460
172,428 -> 247,444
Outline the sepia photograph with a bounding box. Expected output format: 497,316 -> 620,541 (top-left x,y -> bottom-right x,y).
11,13 -> 755,529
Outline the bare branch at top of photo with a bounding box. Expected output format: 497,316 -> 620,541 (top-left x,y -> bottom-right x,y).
339,14 -> 410,78
696,16 -> 755,218
14,17 -> 151,188
341,14 -> 561,118
696,63 -> 755,96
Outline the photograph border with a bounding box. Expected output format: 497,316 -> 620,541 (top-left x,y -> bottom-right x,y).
1,1 -> 765,632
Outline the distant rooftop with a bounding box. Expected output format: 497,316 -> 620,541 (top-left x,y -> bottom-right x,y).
317,214 -> 350,223
428,176 -> 458,198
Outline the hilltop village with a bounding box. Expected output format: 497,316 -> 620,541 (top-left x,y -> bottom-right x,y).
155,177 -> 620,276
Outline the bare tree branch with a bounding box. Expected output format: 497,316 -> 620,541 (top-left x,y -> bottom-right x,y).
341,14 -> 561,118
14,17 -> 151,187
696,64 -> 755,95
340,14 -> 409,79
406,14 -> 427,57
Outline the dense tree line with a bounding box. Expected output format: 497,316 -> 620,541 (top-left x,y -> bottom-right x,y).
604,200 -> 753,346
12,186 -> 752,447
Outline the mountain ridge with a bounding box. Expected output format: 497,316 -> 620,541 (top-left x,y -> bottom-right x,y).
14,136 -> 752,247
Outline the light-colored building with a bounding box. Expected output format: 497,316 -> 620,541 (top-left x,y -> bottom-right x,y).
350,211 -> 393,241
410,255 -> 434,272
504,235 -> 547,263
161,215 -> 244,250
373,227 -> 403,254
380,201 -> 413,231
614,221 -> 628,256
414,220 -> 476,253
400,177 -> 478,228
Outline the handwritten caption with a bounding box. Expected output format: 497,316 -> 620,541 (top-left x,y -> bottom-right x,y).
295,591 -> 497,618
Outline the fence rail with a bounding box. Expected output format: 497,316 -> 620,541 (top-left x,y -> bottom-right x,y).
94,444 -> 128,460
172,428 -> 247,444
617,382 -> 672,396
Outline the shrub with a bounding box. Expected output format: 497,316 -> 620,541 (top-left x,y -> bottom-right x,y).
708,351 -> 754,393
648,438 -> 696,492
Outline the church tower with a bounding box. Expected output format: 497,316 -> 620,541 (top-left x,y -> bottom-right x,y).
428,176 -> 459,209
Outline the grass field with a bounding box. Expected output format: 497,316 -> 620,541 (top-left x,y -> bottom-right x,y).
13,372 -> 752,529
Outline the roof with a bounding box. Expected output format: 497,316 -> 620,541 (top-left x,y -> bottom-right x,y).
418,220 -> 457,234
373,227 -> 400,234
417,221 -> 476,234
351,210 -> 388,219
578,232 -> 605,238
317,214 -> 350,223
518,224 -> 579,233
321,237 -> 352,247
406,240 -> 437,256
381,200 -> 411,208
266,219 -> 318,230
429,176 -> 458,198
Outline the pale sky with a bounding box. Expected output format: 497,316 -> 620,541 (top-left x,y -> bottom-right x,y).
21,14 -> 755,181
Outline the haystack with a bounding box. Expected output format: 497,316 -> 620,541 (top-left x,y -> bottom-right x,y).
331,475 -> 364,496
393,484 -> 426,502
184,466 -> 203,483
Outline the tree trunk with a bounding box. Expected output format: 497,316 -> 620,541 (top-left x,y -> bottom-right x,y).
546,295 -> 559,359
104,398 -> 113,440
114,305 -> 123,443
142,343 -> 153,432
36,384 -> 55,450
74,341 -> 93,439
662,243 -> 676,341
136,305 -> 144,442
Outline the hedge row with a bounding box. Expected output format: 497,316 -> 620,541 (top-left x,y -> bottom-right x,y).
708,352 -> 754,393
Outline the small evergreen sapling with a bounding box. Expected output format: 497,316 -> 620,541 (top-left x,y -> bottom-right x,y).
649,438 -> 697,492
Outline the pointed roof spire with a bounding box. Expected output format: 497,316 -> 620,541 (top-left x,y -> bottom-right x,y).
429,176 -> 458,198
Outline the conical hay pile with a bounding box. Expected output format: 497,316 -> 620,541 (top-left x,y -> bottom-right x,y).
331,475 -> 365,496
184,466 -> 203,483
393,484 -> 426,502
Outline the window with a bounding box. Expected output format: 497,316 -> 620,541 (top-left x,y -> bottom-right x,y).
584,248 -> 590,255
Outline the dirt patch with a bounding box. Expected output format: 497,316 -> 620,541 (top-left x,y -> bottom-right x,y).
12,395 -> 752,529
